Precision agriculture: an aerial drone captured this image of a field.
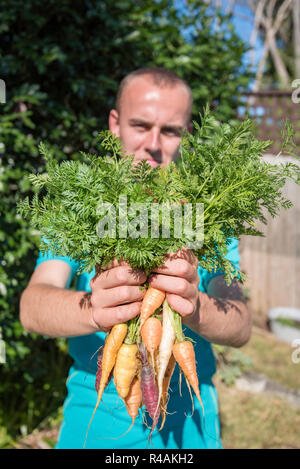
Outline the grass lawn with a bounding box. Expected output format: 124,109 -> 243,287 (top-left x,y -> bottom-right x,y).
240,326 -> 300,390
215,326 -> 300,449
216,378 -> 300,449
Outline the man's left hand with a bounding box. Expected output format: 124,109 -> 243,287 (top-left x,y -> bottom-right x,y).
148,248 -> 200,322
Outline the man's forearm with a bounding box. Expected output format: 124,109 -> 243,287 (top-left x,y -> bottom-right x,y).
184,279 -> 252,348
186,293 -> 251,347
20,284 -> 98,338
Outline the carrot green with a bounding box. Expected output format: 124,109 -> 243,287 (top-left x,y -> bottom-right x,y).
18,107 -> 300,285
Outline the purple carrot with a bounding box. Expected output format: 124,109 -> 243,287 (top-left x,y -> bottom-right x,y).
139,343 -> 160,439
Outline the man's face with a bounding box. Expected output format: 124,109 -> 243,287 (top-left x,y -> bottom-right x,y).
109,75 -> 191,167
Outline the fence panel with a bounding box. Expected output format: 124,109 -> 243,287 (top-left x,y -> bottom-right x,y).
239,155 -> 300,324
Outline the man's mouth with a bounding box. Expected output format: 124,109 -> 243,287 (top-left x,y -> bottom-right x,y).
134,156 -> 161,168
145,159 -> 159,168
133,158 -> 160,168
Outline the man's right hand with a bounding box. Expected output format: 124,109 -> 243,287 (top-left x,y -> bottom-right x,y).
90,260 -> 147,332
20,259 -> 146,338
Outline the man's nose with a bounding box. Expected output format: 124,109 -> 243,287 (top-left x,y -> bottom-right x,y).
145,128 -> 161,151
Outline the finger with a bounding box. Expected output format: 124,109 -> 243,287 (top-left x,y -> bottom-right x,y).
111,301 -> 143,323
148,273 -> 195,300
102,258 -> 132,270
151,257 -> 198,282
165,248 -> 198,267
165,293 -> 195,318
91,265 -> 147,290
94,258 -> 131,280
94,301 -> 142,330
92,284 -> 146,308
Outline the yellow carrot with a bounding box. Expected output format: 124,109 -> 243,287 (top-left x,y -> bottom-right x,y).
113,343 -> 139,398
153,348 -> 160,385
98,376 -> 143,442
84,323 -> 127,447
97,323 -> 128,402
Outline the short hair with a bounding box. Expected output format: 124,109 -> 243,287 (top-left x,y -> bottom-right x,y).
115,67 -> 193,123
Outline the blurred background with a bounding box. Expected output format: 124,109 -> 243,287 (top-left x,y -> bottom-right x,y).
0,0 -> 299,449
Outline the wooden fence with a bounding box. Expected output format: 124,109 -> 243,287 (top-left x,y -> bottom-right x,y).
238,155 -> 300,326
235,91 -> 300,325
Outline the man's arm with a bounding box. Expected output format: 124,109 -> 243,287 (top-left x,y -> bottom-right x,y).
20,259 -> 147,338
184,276 -> 252,348
20,260 -> 99,337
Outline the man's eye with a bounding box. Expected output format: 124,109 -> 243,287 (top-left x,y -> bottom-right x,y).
134,124 -> 146,130
164,129 -> 181,137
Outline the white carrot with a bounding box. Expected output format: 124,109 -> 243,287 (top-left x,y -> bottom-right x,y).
156,298 -> 176,414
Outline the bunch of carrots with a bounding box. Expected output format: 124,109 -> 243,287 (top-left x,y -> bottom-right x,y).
84,285 -> 204,446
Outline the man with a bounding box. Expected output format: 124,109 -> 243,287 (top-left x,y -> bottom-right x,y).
20,67 -> 252,449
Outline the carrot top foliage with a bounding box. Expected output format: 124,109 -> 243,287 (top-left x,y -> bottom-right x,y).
18,107 -> 300,283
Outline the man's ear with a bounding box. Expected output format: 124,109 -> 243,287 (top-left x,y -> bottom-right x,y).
108,109 -> 120,137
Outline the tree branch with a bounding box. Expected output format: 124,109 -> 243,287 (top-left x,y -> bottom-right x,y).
249,0 -> 267,69
293,0 -> 300,78
251,0 -> 292,89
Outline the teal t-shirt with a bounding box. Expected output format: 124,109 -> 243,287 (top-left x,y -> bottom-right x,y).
35,238 -> 240,449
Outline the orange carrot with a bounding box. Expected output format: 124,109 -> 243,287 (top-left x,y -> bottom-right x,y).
97,376 -> 143,442
141,317 -> 162,369
124,375 -> 142,432
140,287 -> 165,328
159,352 -> 176,431
113,343 -> 139,398
84,323 -> 127,447
172,340 -> 204,418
